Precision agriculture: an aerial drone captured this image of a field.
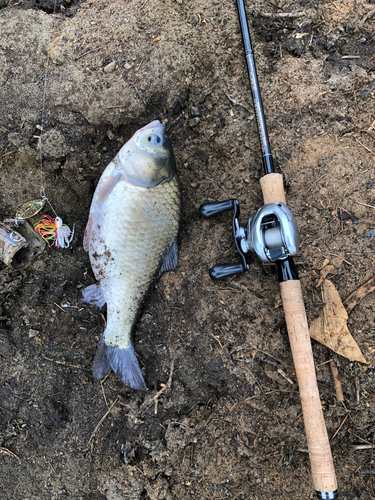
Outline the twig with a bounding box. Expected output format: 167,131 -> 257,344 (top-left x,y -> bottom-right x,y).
0,447 -> 20,460
229,281 -> 266,299
75,48 -> 97,60
329,360 -> 344,403
132,85 -> 147,105
355,201 -> 375,209
211,334 -> 223,350
136,57 -> 145,71
225,93 -> 254,115
361,7 -> 375,25
355,377 -> 360,405
206,177 -> 227,193
354,444 -> 374,450
306,173 -> 327,193
2,150 -> 16,157
354,137 -> 375,156
344,275 -> 375,314
258,11 -> 305,18
88,397 -> 119,445
154,362 -> 174,415
43,356 -> 89,371
54,302 -> 66,313
331,414 -> 348,440
101,381 -> 109,408
277,368 -> 293,385
252,189 -> 263,202
370,430 -> 375,477
104,104 -> 127,109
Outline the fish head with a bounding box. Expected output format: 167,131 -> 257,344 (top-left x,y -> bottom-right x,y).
118,120 -> 177,188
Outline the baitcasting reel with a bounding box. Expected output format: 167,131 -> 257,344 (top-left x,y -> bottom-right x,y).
200,199 -> 300,280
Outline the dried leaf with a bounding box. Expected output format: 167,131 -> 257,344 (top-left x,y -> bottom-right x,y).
343,275 -> 375,314
316,264 -> 335,287
309,279 -> 367,364
316,254 -> 344,287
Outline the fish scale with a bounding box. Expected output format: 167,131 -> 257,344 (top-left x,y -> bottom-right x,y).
94,178 -> 181,349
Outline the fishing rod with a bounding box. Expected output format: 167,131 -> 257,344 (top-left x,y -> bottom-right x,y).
200,1 -> 338,498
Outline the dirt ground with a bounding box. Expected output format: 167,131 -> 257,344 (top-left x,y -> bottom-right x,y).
0,0 -> 375,498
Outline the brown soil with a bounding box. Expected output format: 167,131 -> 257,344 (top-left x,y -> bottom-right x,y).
0,0 -> 375,499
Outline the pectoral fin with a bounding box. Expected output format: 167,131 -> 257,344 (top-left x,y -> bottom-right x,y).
98,171 -> 122,204
158,237 -> 179,278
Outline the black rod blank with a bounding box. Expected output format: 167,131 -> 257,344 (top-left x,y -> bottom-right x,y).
236,0 -> 275,175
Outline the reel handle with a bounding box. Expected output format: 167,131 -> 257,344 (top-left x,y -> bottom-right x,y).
200,199 -> 236,218
209,262 -> 246,280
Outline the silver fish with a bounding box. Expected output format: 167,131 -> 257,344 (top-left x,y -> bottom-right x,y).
83,120 -> 181,389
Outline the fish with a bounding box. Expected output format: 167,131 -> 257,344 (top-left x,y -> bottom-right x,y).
83,120 -> 181,390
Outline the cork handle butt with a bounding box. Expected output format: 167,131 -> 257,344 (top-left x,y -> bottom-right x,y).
280,280 -> 337,494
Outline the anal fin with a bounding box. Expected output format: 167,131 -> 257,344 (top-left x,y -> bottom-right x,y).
82,283 -> 106,308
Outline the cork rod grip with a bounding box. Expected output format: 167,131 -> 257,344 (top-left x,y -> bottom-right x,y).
259,172 -> 286,205
260,173 -> 337,494
280,281 -> 337,493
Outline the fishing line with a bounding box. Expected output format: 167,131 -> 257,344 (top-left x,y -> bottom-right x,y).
2,0 -> 74,248
35,0 -> 74,247
39,0 -> 58,216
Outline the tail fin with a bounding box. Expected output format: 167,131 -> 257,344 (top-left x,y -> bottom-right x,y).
92,338 -> 147,390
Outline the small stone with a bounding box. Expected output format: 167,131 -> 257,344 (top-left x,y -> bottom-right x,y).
124,63 -> 133,70
191,106 -> 200,117
39,128 -> 68,159
359,37 -> 366,44
104,61 -> 116,73
189,117 -> 200,128
28,329 -> 40,338
32,260 -> 46,272
7,132 -> 23,147
365,229 -> 375,241
191,181 -> 199,188
54,286 -> 64,297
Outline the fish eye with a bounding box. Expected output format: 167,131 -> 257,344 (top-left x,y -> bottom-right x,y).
147,133 -> 162,145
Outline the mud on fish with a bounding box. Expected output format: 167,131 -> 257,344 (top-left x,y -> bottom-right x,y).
83,120 -> 181,390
